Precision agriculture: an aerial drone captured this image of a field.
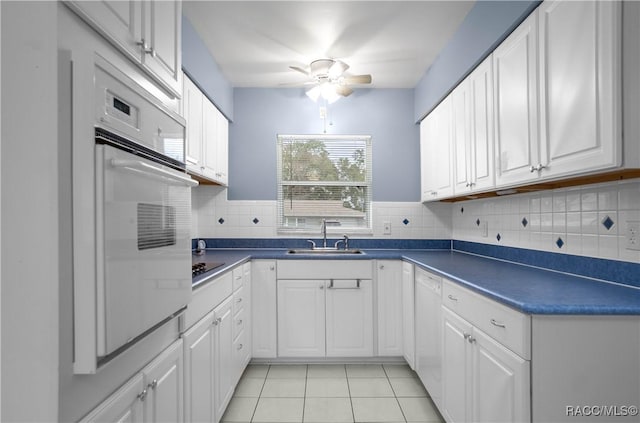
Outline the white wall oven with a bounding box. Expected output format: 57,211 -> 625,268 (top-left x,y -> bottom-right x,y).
71,54 -> 196,373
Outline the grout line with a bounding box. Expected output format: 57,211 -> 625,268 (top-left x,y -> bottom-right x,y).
383,364 -> 408,423
301,364 -> 308,423
249,364 -> 269,423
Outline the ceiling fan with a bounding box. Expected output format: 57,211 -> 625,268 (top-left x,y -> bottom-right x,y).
288,58 -> 372,102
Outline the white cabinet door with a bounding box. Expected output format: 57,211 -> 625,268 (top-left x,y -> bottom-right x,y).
215,111 -> 229,185
251,261 -> 277,358
441,307 -> 473,423
325,279 -> 374,357
538,0 -> 620,178
79,374 -> 145,422
414,269 -> 442,409
202,98 -> 219,181
401,262 -> 415,368
142,0 -> 181,97
143,339 -> 184,423
493,11 -> 539,187
421,96 -> 454,201
471,328 -> 530,423
468,56 -> 495,192
214,297 -> 234,422
452,80 -> 472,194
376,260 -> 403,356
277,280 -> 326,357
183,75 -> 203,174
65,1 -> 142,64
183,312 -> 215,423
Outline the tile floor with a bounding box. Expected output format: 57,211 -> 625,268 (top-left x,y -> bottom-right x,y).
221,363 -> 445,423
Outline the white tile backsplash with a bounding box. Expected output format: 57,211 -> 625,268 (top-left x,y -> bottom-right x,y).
192,179 -> 640,264
453,179 -> 640,264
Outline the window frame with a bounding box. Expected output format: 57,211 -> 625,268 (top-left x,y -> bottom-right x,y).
276,134 -> 373,235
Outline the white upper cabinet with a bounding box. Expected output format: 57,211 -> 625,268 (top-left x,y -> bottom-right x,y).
494,1 -> 621,188
65,0 -> 182,98
421,95 -> 454,201
182,73 -> 230,186
537,0 -> 621,178
468,57 -> 496,192
453,55 -> 496,195
142,0 -> 182,98
493,10 -> 540,188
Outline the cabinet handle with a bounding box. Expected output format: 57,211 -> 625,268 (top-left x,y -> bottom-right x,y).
467,336 -> 476,344
319,284 -> 325,290
237,319 -> 243,325
148,379 -> 158,390
529,163 -> 547,173
463,333 -> 471,340
235,275 -> 242,280
236,297 -> 243,303
447,294 -> 458,302
269,266 -> 275,271
431,191 -> 438,196
380,264 -> 385,270
237,343 -> 243,350
137,39 -> 156,56
137,389 -> 148,401
490,318 -> 506,328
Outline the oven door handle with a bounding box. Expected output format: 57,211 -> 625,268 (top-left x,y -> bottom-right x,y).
110,159 -> 199,187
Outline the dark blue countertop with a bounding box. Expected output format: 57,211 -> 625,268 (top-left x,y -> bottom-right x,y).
192,248 -> 640,315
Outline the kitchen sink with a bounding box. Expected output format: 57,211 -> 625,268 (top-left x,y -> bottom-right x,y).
286,248 -> 365,255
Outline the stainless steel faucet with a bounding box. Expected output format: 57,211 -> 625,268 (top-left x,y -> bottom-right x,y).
321,219 -> 340,248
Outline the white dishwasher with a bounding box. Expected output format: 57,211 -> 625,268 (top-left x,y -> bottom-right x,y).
415,268 -> 443,410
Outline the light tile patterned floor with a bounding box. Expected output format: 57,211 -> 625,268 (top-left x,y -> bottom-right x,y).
221,363 -> 445,423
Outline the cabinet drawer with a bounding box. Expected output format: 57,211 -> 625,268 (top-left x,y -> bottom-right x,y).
443,280 -> 531,359
233,285 -> 247,316
232,266 -> 244,291
184,272 -> 233,330
233,308 -> 246,341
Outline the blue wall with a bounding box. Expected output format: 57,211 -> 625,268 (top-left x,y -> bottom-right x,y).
229,88 -> 420,201
414,0 -> 540,121
182,16 -> 234,120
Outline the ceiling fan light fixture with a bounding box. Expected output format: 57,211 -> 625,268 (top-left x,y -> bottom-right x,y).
306,85 -> 322,102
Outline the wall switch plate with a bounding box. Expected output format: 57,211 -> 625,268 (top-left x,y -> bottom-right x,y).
626,221 -> 640,250
481,221 -> 488,237
383,221 -> 391,235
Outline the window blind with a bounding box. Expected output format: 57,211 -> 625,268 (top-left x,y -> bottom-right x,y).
277,135 -> 372,233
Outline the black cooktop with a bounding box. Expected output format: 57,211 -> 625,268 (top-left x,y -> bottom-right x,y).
192,261 -> 225,277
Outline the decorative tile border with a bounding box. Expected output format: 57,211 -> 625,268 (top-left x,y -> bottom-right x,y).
193,238 -> 452,250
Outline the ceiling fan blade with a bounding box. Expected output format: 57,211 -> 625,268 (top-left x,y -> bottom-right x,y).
278,81 -> 315,87
329,60 -> 349,78
289,66 -> 309,76
343,74 -> 372,84
335,85 -> 353,97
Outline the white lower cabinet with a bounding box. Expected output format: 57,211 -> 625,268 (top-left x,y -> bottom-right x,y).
277,278 -> 374,357
401,262 -> 415,368
376,260 -> 403,356
325,279 -> 374,357
183,311 -> 215,423
251,260 -> 278,358
442,306 -> 530,423
182,263 -> 251,423
81,339 -> 184,423
440,279 -> 531,423
213,297 -> 234,421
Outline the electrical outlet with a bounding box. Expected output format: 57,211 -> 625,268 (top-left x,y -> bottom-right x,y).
626,221 -> 640,251
481,221 -> 488,238
383,221 -> 391,235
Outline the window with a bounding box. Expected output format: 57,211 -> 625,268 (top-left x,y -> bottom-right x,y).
277,134 -> 372,233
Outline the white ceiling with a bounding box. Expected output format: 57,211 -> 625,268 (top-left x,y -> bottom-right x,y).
183,1 -> 475,89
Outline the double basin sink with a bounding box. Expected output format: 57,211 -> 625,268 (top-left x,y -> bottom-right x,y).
286,248 -> 365,255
